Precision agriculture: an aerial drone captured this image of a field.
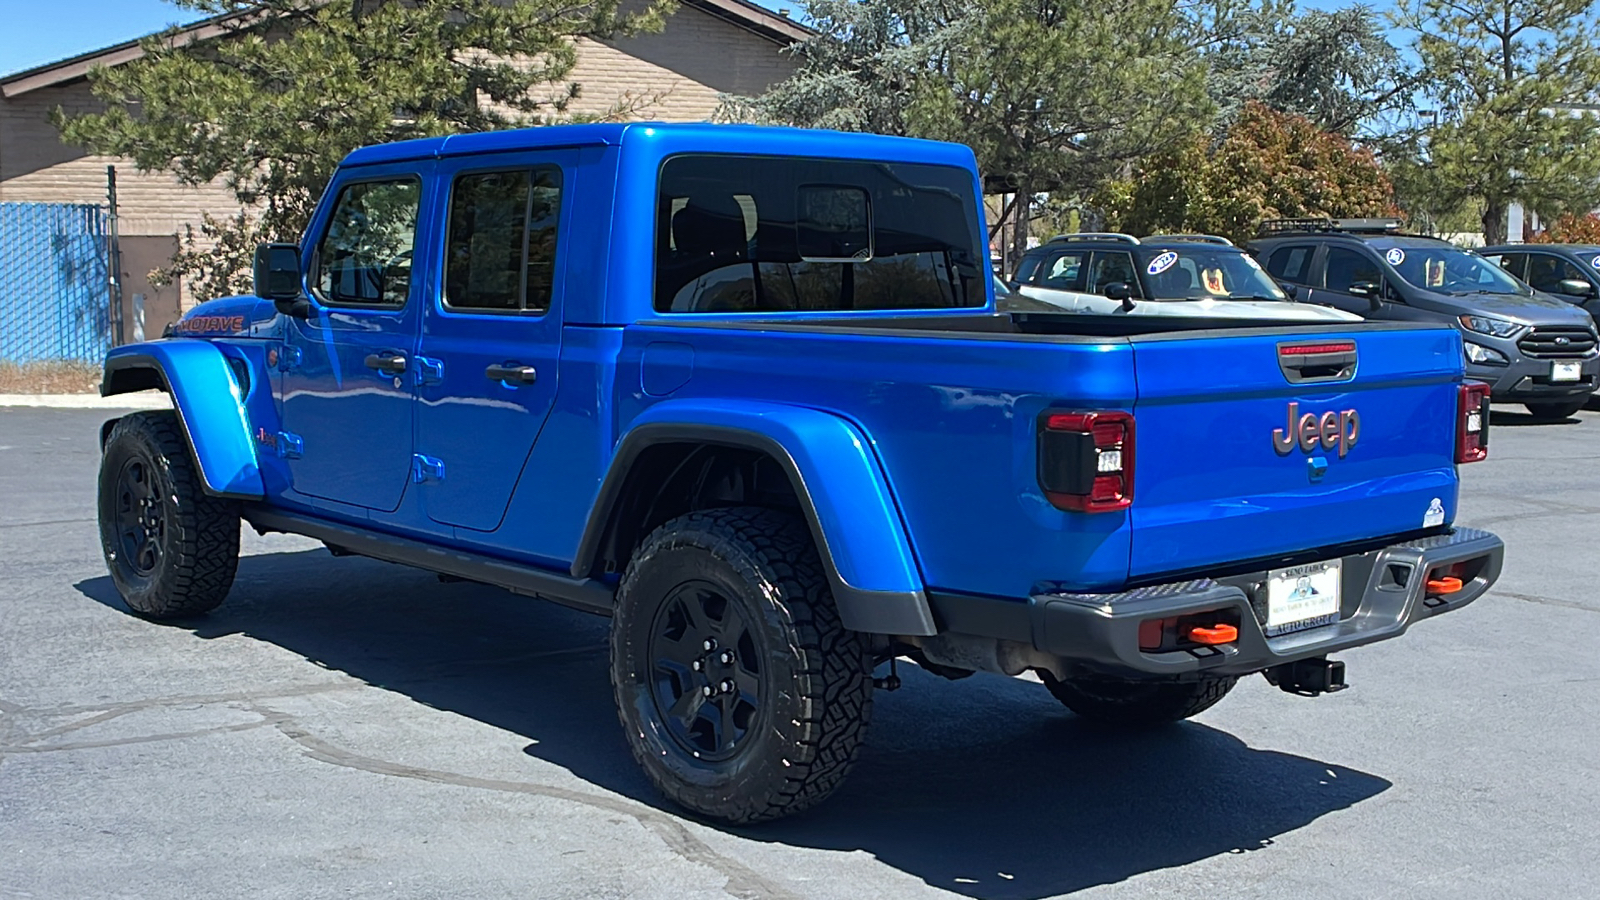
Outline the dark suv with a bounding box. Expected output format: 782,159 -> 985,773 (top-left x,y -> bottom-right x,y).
1005,233 -> 1360,322
1250,219 -> 1600,420
1479,244 -> 1600,327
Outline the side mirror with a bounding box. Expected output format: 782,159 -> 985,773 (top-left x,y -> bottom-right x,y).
1278,281 -> 1300,299
1557,278 -> 1597,298
1102,281 -> 1136,311
1348,281 -> 1385,309
253,243 -> 311,317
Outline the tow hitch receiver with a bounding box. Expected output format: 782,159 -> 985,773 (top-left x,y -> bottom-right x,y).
1265,656 -> 1348,696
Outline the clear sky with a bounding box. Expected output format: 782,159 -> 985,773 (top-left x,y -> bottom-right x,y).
0,0 -> 203,77
0,0 -> 1397,79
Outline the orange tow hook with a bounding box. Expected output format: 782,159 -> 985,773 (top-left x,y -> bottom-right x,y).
1189,623 -> 1238,645
1426,576 -> 1463,595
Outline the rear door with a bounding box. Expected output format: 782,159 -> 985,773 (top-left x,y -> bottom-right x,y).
412,153 -> 574,533
1126,325 -> 1462,578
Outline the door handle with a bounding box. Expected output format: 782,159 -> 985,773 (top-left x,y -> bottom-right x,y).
485,363 -> 538,385
364,353 -> 408,375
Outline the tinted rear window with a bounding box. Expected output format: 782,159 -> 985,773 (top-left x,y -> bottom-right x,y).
655,155 -> 985,313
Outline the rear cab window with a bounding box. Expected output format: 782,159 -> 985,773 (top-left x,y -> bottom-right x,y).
654,156 -> 986,313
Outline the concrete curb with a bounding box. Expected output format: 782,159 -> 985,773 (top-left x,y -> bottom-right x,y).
0,393 -> 173,410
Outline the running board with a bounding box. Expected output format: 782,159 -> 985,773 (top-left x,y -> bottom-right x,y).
242,506 -> 615,616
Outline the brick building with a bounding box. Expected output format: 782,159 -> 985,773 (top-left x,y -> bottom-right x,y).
0,0 -> 805,330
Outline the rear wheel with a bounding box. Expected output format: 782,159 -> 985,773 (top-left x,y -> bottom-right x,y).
1040,672 -> 1237,727
610,506 -> 873,824
97,411 -> 240,619
1524,398 -> 1588,420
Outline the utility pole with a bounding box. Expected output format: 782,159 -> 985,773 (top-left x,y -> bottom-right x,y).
106,165 -> 125,346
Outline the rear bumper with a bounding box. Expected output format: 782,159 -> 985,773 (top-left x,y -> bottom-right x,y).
929,527 -> 1503,678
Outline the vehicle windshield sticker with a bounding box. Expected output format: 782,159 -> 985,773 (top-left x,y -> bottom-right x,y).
1147,251 -> 1179,275
1385,247 -> 1406,265
1424,497 -> 1445,528
1202,267 -> 1227,294
1592,256 -> 1600,270
1244,255 -> 1264,270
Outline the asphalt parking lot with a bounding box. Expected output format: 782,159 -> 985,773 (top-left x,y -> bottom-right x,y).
2,402 -> 1598,900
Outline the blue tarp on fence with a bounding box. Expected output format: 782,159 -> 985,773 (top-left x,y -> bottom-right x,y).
0,203 -> 111,363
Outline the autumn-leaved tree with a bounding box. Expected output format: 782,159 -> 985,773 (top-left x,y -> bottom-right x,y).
58,0 -> 665,299
1528,212 -> 1600,244
1098,102 -> 1395,245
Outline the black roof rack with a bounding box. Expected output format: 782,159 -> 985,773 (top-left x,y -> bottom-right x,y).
1145,233 -> 1235,246
1256,217 -> 1406,237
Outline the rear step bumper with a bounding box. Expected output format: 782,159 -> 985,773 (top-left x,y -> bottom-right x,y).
931,527 -> 1504,678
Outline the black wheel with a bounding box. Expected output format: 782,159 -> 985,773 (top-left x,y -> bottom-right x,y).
1040,672 -> 1237,728
610,506 -> 873,824
1524,399 -> 1588,420
97,411 -> 240,619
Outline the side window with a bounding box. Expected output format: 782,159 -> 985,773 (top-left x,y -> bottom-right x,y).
314,178 -> 422,306
444,166 -> 564,313
1323,247 -> 1381,293
1038,251 -> 1088,291
1266,245 -> 1316,284
1013,255 -> 1043,284
1483,252 -> 1525,278
1087,251 -> 1138,295
1525,253 -> 1586,293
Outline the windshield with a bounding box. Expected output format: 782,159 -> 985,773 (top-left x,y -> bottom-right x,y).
1575,250 -> 1600,274
1378,243 -> 1528,295
1141,248 -> 1286,301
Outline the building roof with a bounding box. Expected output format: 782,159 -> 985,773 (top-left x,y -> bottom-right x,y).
0,0 -> 810,99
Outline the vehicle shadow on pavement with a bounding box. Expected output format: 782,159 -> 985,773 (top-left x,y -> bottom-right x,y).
77,548 -> 1391,900
1489,409 -> 1585,427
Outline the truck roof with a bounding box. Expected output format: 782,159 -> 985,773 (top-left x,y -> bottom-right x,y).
340,122 -> 978,170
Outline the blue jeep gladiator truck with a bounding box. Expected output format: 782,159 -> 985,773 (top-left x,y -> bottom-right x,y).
96,123 -> 1505,823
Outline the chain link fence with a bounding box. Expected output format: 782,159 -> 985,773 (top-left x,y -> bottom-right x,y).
0,203 -> 113,363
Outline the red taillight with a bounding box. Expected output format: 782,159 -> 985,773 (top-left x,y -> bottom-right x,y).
1456,381 -> 1490,463
1038,410 -> 1134,512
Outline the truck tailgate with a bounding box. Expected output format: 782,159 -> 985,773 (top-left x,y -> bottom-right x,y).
1128,325 -> 1463,578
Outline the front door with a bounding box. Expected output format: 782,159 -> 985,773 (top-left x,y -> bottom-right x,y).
413,155 -> 572,532
280,166 -> 431,512
1316,246 -> 1396,318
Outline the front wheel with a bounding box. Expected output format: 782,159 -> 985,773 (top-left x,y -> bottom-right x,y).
1040,672 -> 1237,728
97,411 -> 240,619
610,507 -> 873,824
1524,398 -> 1589,420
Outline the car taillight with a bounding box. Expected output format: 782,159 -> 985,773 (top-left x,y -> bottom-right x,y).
1038,410 -> 1134,512
1456,381 -> 1490,463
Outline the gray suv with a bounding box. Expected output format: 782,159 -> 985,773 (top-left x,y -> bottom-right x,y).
1250,219 -> 1600,420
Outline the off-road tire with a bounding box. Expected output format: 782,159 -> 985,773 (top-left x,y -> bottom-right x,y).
1040,672 -> 1237,728
1524,399 -> 1588,420
97,411 -> 240,619
610,506 -> 873,824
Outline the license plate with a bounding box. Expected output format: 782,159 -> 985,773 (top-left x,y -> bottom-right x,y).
1552,361 -> 1582,382
1265,561 -> 1342,637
